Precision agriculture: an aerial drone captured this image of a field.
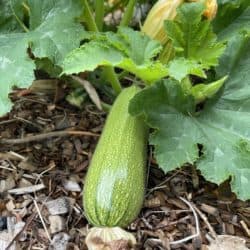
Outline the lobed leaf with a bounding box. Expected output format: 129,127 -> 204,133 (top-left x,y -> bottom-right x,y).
164,2 -> 225,69
0,0 -> 86,116
129,36 -> 250,200
62,27 -> 168,83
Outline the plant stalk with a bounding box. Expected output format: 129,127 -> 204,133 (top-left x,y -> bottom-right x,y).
101,101 -> 112,112
11,4 -> 29,32
82,0 -> 99,32
120,0 -> 137,26
81,0 -> 122,94
104,66 -> 122,94
95,0 -> 104,31
159,41 -> 175,64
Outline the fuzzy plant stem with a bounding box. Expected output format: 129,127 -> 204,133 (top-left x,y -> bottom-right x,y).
82,0 -> 122,94
82,0 -> 99,31
95,0 -> 104,31
103,66 -> 122,94
120,0 -> 137,26
11,4 -> 29,32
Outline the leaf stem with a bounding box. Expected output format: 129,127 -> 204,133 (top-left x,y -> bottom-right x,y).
120,0 -> 137,26
82,0 -> 122,94
101,101 -> 112,112
181,76 -> 193,94
11,3 -> 29,32
95,0 -> 104,31
159,41 -> 175,64
103,66 -> 122,94
82,0 -> 98,32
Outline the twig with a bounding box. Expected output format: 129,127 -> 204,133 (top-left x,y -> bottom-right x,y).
0,119 -> 17,125
9,151 -> 26,160
14,116 -> 42,131
169,197 -> 200,245
71,75 -> 102,110
8,184 -> 45,195
0,165 -> 16,172
35,161 -> 56,184
146,169 -> 182,196
193,203 -> 217,239
156,215 -> 191,230
141,218 -> 154,230
240,220 -> 250,237
0,130 -> 99,144
145,197 -> 201,247
33,199 -> 52,243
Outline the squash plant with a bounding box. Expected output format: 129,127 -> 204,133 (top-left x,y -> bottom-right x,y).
1,0 -> 250,247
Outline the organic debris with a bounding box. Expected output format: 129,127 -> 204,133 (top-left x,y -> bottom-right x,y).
0,88 -> 249,249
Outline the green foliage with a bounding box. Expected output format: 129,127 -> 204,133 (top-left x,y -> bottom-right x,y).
1,0 -> 250,201
0,0 -> 25,33
165,2 -> 225,69
168,58 -> 206,81
190,76 -> 227,104
128,4 -> 250,200
0,0 -> 86,115
129,34 -> 250,200
218,7 -> 250,41
213,0 -> 250,33
62,27 -> 168,83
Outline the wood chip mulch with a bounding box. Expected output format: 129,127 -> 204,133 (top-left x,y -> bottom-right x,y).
0,86 -> 249,250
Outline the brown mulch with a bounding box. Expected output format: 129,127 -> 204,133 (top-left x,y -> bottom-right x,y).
0,85 -> 249,250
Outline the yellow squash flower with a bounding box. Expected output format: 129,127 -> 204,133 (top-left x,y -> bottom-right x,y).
190,0 -> 217,20
142,0 -> 184,44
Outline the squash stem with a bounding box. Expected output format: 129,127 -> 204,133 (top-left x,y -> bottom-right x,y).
120,0 -> 137,26
101,101 -> 112,112
103,66 -> 122,94
82,0 -> 99,32
95,0 -> 104,31
82,0 -> 122,94
11,4 -> 29,32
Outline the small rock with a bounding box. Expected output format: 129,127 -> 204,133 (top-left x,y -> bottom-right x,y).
0,217 -> 25,249
0,176 -> 15,192
62,179 -> 81,192
0,231 -> 15,250
49,215 -> 65,234
207,235 -> 249,250
46,197 -> 70,215
18,178 -> 33,188
49,232 -> 70,250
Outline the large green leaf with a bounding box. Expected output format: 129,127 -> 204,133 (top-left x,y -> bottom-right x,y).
164,2 -> 225,69
168,58 -> 206,81
0,33 -> 35,114
27,0 -> 86,64
0,0 -> 86,116
129,80 -> 198,170
0,0 -> 24,33
129,38 -> 250,200
62,27 -> 168,83
213,0 -> 250,33
218,7 -> 250,41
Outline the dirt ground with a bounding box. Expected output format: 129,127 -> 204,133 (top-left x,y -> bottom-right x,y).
0,85 -> 249,249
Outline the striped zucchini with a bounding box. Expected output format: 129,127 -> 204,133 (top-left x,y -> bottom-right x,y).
83,86 -> 148,227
